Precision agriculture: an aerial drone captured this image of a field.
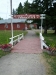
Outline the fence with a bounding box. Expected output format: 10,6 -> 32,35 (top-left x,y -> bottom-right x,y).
40,33 -> 48,49
9,33 -> 24,46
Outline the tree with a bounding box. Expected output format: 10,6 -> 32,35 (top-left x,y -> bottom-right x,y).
16,2 -> 23,14
12,9 -> 16,15
23,0 -> 31,14
30,0 -> 43,14
0,17 -> 3,20
45,1 -> 56,34
52,2 -> 56,34
27,0 -> 43,28
42,0 -> 54,34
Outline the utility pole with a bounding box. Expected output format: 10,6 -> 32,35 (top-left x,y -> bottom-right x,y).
10,0 -> 13,47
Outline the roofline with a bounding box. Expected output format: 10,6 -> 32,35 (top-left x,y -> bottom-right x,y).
0,18 -> 27,24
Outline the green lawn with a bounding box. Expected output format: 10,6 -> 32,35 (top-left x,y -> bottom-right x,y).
43,32 -> 56,47
43,52 -> 56,75
0,30 -> 27,44
36,30 -> 56,75
43,31 -> 56,75
36,30 -> 56,47
0,30 -> 27,58
0,50 -> 10,58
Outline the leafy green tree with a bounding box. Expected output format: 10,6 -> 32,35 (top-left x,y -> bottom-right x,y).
30,0 -> 43,14
28,0 -> 43,28
52,2 -> 56,34
42,0 -> 54,34
45,1 -> 56,34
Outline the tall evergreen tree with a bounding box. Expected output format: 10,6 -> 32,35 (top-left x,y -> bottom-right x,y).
23,0 -> 31,14
12,9 -> 16,15
16,2 -> 23,14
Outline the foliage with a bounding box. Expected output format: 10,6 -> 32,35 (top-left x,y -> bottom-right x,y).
46,2 -> 56,34
16,2 -> 23,14
15,0 -> 56,34
23,0 -> 31,14
0,17 -> 3,20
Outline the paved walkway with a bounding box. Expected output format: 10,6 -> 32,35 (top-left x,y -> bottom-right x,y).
0,30 -> 46,75
12,30 -> 42,53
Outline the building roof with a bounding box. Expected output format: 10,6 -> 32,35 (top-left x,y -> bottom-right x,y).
0,19 -> 26,24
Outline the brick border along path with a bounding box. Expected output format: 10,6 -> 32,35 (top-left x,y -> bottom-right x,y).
11,30 -> 42,53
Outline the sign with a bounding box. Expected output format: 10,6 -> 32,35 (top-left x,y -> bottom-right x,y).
40,14 -> 45,19
13,14 -> 40,19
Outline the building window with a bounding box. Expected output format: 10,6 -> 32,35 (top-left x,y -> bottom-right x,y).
17,24 -> 20,28
5,23 -> 8,28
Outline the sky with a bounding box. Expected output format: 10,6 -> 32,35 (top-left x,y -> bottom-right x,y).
0,0 -> 33,19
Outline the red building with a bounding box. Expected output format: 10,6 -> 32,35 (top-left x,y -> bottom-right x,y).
0,19 -> 37,30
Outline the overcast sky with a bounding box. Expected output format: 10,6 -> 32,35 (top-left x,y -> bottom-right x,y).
0,0 -> 32,19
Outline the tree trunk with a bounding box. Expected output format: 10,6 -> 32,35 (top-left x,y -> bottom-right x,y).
54,25 -> 56,34
44,25 -> 47,34
44,19 -> 47,34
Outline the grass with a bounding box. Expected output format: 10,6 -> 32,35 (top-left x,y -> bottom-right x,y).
43,30 -> 56,75
43,32 -> 56,47
0,30 -> 27,58
36,30 -> 56,75
0,30 -> 27,44
0,50 -> 10,58
36,30 -> 56,47
43,52 -> 56,75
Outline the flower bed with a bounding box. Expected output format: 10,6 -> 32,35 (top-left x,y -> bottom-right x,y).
43,46 -> 56,56
0,44 -> 12,51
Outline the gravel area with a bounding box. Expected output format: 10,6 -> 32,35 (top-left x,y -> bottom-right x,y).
0,53 -> 46,75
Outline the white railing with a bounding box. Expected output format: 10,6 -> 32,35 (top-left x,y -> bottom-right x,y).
40,33 -> 48,49
9,33 -> 24,46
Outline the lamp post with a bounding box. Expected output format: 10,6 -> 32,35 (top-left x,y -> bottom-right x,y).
40,14 -> 45,49
40,14 -> 45,34
10,0 -> 13,47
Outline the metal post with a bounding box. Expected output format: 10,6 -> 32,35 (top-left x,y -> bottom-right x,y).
10,0 -> 13,47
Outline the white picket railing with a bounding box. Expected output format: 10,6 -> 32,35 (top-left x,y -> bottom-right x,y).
9,33 -> 24,46
40,33 -> 48,49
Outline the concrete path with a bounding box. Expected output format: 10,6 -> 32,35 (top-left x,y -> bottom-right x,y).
0,30 -> 46,75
